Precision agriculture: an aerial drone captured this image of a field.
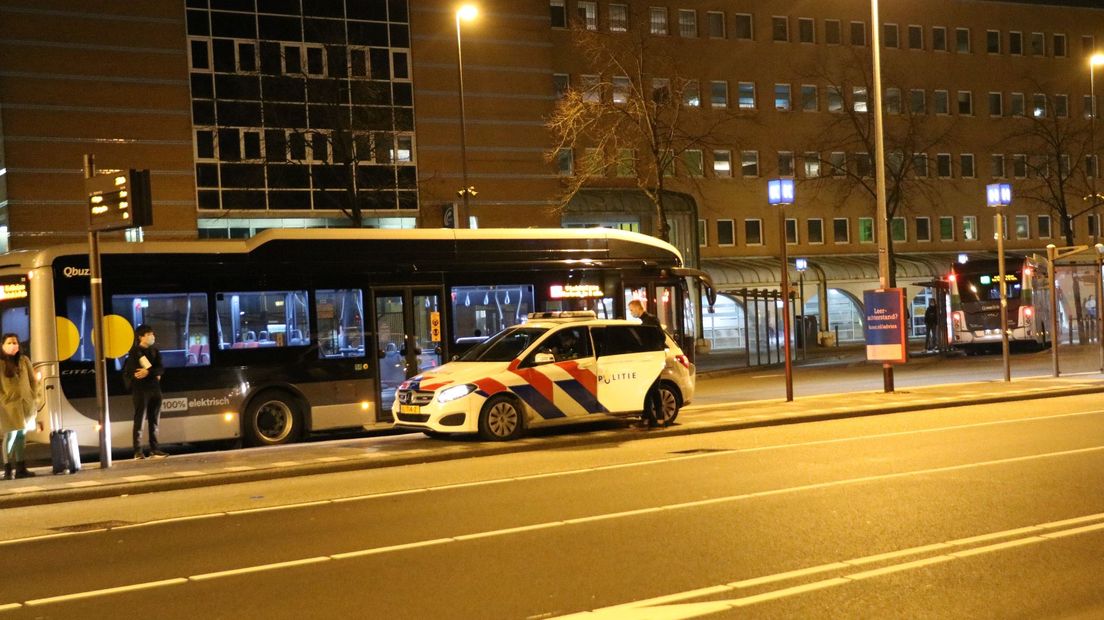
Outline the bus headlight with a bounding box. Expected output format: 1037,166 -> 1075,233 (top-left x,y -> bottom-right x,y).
438,384 -> 476,403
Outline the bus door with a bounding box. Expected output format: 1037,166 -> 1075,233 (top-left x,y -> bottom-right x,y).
372,288 -> 444,418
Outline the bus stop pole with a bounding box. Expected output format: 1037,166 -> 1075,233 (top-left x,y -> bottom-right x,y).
84,154 -> 112,468
997,208 -> 1011,382
1048,244 -> 1059,377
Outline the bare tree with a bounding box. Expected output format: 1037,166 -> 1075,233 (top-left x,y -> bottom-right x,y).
799,49 -> 960,286
546,22 -> 745,242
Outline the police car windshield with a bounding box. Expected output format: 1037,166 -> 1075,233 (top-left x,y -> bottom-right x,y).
459,327 -> 548,362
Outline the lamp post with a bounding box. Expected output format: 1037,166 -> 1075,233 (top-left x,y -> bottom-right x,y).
454,4 -> 479,229
987,183 -> 1013,382
768,178 -> 795,401
1090,53 -> 1104,370
796,257 -> 808,359
870,0 -> 893,393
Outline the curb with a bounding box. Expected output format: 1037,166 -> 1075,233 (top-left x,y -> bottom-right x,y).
4,382 -> 1102,510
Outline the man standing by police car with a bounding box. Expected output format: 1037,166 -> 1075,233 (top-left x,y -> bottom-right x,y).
628,300 -> 665,428
628,299 -> 660,329
124,325 -> 168,459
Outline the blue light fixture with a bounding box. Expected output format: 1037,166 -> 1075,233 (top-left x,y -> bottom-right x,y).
767,178 -> 795,206
986,183 -> 1012,208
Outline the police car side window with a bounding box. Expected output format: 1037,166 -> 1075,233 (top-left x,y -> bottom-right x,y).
595,325 -> 664,357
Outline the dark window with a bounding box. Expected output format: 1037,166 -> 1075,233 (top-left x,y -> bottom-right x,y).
191,40 -> 210,70
111,293 -> 211,368
215,290 -> 310,349
306,47 -> 324,74
592,325 -> 665,358
196,130 -> 215,159
551,1 -> 566,28
237,42 -> 256,72
284,45 -> 301,74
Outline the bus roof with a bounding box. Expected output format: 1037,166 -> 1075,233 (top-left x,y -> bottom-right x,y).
0,227 -> 683,272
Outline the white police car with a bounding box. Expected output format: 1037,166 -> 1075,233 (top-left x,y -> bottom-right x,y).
392,312 -> 693,440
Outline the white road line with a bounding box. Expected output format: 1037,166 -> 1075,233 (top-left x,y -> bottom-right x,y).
730,577 -> 852,607
329,538 -> 453,560
272,461 -> 300,467
227,500 -> 331,515
316,456 -> 345,462
6,485 -> 44,494
0,603 -> 20,612
1040,521 -> 1104,539
846,555 -> 956,580
223,465 -> 255,472
123,475 -> 155,482
189,557 -> 330,581
0,532 -> 77,547
729,563 -> 851,588
65,481 -> 100,488
23,578 -> 188,607
173,470 -> 204,477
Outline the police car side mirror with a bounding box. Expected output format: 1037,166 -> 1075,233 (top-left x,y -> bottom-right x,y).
533,352 -> 556,365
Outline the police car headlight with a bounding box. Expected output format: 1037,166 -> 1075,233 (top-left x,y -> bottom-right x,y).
438,384 -> 477,403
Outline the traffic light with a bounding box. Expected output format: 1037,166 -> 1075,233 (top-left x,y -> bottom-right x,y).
86,169 -> 152,232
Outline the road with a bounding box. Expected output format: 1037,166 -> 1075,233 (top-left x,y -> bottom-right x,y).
2,392 -> 1102,618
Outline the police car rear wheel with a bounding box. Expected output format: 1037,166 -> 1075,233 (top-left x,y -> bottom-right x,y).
657,384 -> 680,425
479,396 -> 523,441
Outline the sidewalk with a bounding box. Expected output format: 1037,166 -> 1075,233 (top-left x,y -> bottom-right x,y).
3,370 -> 1102,509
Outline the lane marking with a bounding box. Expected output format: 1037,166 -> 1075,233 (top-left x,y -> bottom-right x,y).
329,538 -> 453,560
23,578 -> 188,607
123,475 -> 155,482
223,466 -> 255,472
173,470 -> 204,477
189,557 -> 330,581
115,513 -> 224,530
227,500 -> 331,515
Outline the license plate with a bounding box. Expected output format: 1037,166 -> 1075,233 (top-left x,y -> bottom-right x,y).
399,404 -> 420,414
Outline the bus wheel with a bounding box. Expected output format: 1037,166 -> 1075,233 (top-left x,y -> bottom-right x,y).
656,384 -> 680,426
244,392 -> 301,446
479,396 -> 524,441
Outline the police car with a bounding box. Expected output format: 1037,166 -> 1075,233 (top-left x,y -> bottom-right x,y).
392,312 -> 694,440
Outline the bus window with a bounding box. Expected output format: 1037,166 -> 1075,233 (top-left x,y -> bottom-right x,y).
111,293 -> 210,368
63,296 -> 93,362
0,275 -> 30,348
317,289 -> 365,358
216,290 -> 310,349
450,285 -> 533,339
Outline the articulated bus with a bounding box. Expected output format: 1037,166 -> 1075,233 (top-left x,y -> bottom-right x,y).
0,228 -> 710,450
947,257 -> 1048,351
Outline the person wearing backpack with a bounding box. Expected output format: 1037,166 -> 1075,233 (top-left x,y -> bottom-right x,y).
123,325 -> 167,459
1,333 -> 38,480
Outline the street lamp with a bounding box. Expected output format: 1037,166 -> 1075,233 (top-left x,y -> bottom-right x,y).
796,258 -> 808,358
1089,53 -> 1104,370
768,178 -> 795,401
987,182 -> 1013,382
870,0 -> 894,393
454,4 -> 479,229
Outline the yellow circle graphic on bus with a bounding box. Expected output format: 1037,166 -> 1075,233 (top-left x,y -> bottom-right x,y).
55,317 -> 80,361
100,315 -> 135,359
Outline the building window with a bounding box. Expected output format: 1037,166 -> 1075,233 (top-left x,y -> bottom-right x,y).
957,91 -> 973,115
717,220 -> 735,246
1038,215 -> 1051,238
1010,31 -> 1023,55
936,153 -> 952,178
986,30 -> 1001,54
612,76 -> 630,105
741,151 -> 759,177
910,89 -> 926,114
745,219 -> 763,245
713,150 -> 732,177
684,150 -> 704,176
616,149 -> 635,177
891,217 -> 907,242
1015,215 -> 1031,239
581,74 -> 601,103
962,216 -> 978,241
778,151 -> 795,176
679,9 -> 697,37
609,4 -> 628,32
550,0 -> 566,28
859,217 -> 875,243
991,154 -> 1006,178
1083,35 -> 1096,53
934,90 -> 950,115
913,153 -> 928,177
772,16 -> 788,42
1055,94 -> 1069,118
577,1 -> 597,30
283,44 -> 302,74
698,219 -> 708,246
706,11 -> 725,38
553,73 -> 569,98
855,152 -> 873,178
955,27 -> 971,53
738,82 -> 756,109
786,218 -> 798,245
960,154 -> 975,178
775,84 -> 792,111
1032,93 -> 1047,118
825,20 -> 841,45
1013,154 -> 1028,178
850,21 -> 866,46
242,130 -> 262,160
652,78 -> 670,103
683,80 -> 701,107
833,218 -> 849,243
884,23 -> 899,48
1085,95 -> 1096,120
1030,32 -> 1045,56
196,129 -> 216,159
1011,92 -> 1025,116
916,217 -> 932,242
1053,33 -> 1067,57
827,86 -> 843,113
804,152 -> 821,178
801,85 -> 818,111
829,152 -> 846,176
799,18 -> 815,43
908,25 -> 923,50
190,39 -> 211,71
988,92 -> 1003,117
933,26 -> 947,52
886,88 -> 901,114
853,86 -> 868,112
734,13 -> 753,40
808,219 -> 824,244
939,216 -> 955,241
556,148 -> 573,175
236,41 -> 256,72
650,7 -> 668,35
1087,154 -> 1098,179
305,45 -> 325,75
711,81 -> 729,108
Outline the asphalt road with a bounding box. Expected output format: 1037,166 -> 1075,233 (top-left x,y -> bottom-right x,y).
2,393 -> 1103,618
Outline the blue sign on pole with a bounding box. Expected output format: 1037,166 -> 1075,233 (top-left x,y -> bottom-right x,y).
863,288 -> 908,363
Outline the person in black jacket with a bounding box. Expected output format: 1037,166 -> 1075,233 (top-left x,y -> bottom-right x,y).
627,300 -> 666,428
628,299 -> 661,328
124,325 -> 167,459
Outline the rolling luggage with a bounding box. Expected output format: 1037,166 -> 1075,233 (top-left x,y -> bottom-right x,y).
50,412 -> 80,475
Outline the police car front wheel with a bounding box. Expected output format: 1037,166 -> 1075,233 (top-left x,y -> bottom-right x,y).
479,395 -> 524,441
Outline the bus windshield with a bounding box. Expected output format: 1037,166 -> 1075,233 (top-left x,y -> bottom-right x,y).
958,272 -> 1022,303
459,327 -> 547,362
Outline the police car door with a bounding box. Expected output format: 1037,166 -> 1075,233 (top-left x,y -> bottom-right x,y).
593,325 -> 666,414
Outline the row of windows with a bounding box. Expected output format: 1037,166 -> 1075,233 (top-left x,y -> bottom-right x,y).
196,188 -> 418,212
189,38 -> 410,82
556,148 -> 1099,182
551,1 -> 1092,60
698,214 -> 1097,248
558,74 -> 1097,120
195,128 -> 415,164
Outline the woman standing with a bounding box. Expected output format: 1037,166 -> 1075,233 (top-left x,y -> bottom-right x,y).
1,333 -> 37,480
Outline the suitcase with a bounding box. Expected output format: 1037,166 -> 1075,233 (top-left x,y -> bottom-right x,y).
49,412 -> 81,475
